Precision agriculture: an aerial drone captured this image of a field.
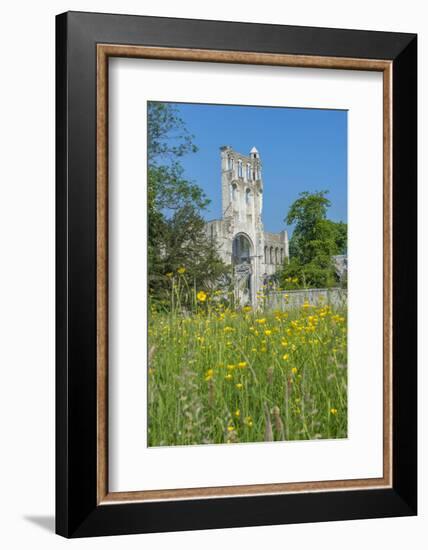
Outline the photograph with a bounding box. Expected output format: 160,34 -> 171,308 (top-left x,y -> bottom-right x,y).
147,101 -> 348,447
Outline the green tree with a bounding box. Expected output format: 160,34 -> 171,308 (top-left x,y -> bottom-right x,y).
148,102 -> 228,304
280,191 -> 347,289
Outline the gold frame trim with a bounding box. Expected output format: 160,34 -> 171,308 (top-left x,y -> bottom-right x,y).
96,44 -> 393,504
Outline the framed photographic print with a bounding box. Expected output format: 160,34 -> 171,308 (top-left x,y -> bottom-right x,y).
56,11 -> 417,538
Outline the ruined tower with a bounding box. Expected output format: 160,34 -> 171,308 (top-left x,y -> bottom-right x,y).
206,146 -> 289,306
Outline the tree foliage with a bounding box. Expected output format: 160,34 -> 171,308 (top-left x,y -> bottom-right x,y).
148,102 -> 228,305
280,191 -> 347,289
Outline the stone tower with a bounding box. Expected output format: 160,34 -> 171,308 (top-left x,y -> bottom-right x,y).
206,146 -> 289,306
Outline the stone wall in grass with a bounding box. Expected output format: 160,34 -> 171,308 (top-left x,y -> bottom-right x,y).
266,287 -> 347,311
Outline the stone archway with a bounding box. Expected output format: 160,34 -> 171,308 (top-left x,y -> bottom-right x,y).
232,233 -> 253,306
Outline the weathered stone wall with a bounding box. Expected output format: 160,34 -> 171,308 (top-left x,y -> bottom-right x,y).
265,287 -> 347,311
263,231 -> 289,276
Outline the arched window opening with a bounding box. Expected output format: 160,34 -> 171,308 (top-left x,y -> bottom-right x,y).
264,246 -> 268,264
275,248 -> 279,265
231,183 -> 237,201
246,163 -> 251,181
270,247 -> 274,264
280,248 -> 284,263
232,234 -> 252,265
238,159 -> 243,178
245,188 -> 251,206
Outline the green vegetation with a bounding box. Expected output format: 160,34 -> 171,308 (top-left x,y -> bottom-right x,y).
279,191 -> 347,290
148,101 -> 228,308
148,281 -> 347,446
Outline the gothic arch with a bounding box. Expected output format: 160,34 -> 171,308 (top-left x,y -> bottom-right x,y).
232,232 -> 254,264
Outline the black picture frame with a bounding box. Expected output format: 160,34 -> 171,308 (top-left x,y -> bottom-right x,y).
56,10 -> 417,538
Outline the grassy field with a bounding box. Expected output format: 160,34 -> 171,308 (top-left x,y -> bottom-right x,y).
148,283 -> 347,447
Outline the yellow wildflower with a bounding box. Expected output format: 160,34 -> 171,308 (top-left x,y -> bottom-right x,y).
177,266 -> 186,274
225,374 -> 233,381
235,383 -> 243,390
255,318 -> 266,324
166,272 -> 173,278
234,409 -> 240,418
204,368 -> 214,381
244,416 -> 253,427
291,367 -> 298,374
197,290 -> 207,302
282,354 -> 289,361
330,408 -> 338,415
264,329 -> 272,336
227,425 -> 235,432
238,361 -> 247,368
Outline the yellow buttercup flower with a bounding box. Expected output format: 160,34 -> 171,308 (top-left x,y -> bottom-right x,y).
291,367 -> 298,374
264,329 -> 272,336
177,266 -> 186,274
197,290 -> 207,302
244,416 -> 253,427
227,425 -> 235,432
204,368 -> 214,381
166,272 -> 173,278
235,383 -> 243,390
282,353 -> 289,361
234,409 -> 240,418
238,361 -> 247,368
224,374 -> 233,381
330,408 -> 338,415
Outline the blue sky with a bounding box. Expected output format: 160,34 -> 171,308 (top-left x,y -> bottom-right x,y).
171,102 -> 347,235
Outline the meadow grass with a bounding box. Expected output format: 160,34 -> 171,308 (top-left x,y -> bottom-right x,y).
148,282 -> 347,447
